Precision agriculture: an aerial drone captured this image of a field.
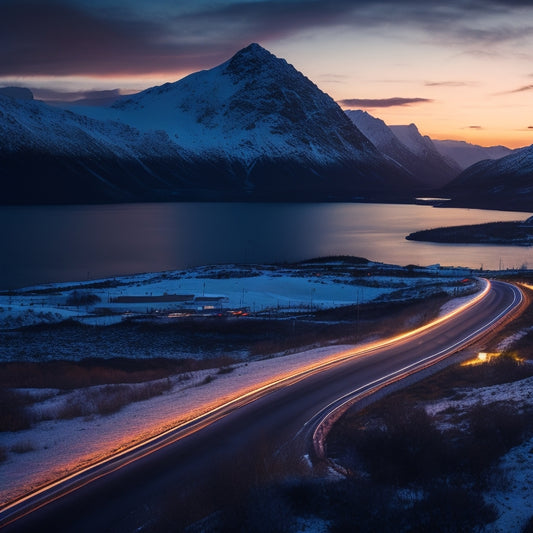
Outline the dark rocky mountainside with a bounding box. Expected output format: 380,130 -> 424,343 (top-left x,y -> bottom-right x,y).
0,44 -> 418,204
346,111 -> 460,188
442,144 -> 533,211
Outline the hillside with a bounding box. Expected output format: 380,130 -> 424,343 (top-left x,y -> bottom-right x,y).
0,44 -> 418,204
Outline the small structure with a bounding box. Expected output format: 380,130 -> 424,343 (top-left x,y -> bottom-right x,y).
111,294 -> 195,304
194,295 -> 229,311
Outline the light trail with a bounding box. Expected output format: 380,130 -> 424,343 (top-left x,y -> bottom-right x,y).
0,278 -> 517,528
310,280 -> 524,459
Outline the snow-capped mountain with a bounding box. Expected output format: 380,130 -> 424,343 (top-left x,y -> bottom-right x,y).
345,111 -> 460,188
0,91 -> 202,203
0,87 -> 34,100
432,139 -> 513,170
92,43 -> 419,198
1,44 -> 421,204
443,144 -> 533,211
388,124 -> 461,186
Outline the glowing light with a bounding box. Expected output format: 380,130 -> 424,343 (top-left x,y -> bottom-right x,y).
3,279 -> 517,525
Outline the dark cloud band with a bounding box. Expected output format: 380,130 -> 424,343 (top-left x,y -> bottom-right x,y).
1,0 -> 532,78
338,97 -> 434,108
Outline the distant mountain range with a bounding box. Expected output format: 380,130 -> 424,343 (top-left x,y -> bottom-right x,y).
431,140 -> 513,170
443,144 -> 533,211
0,43 -> 530,209
345,111 -> 460,188
0,44 -> 419,204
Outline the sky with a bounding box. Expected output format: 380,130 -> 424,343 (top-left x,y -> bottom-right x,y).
1,0 -> 532,148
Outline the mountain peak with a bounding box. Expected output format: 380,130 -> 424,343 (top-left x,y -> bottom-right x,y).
0,86 -> 34,101
225,43 -> 282,76
234,43 -> 273,59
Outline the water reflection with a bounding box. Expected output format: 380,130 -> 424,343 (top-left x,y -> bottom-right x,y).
0,203 -> 531,289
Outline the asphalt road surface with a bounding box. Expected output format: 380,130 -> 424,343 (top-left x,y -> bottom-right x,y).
0,280 -> 523,532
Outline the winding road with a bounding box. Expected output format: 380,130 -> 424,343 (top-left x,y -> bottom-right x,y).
0,279 -> 524,532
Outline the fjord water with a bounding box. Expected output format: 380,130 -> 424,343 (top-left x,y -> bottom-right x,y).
1,202 -> 531,289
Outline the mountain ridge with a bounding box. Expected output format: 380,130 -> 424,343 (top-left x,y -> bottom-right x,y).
345,111 -> 460,188
443,144 -> 533,211
0,43 -> 419,204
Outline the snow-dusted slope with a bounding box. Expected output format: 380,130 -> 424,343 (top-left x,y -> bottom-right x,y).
93,43 -> 419,198
432,139 -> 513,170
0,87 -> 34,100
0,44 -> 418,204
444,144 -> 533,211
106,44 -> 377,164
388,124 -> 461,186
346,111 -> 460,188
0,93 -> 195,203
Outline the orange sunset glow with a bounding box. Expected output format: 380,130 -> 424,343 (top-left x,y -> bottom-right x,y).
1,0 -> 532,149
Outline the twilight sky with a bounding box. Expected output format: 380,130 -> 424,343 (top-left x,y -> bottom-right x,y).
1,0 -> 532,148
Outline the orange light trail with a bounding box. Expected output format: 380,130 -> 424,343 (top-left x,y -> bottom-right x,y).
0,279 -> 499,525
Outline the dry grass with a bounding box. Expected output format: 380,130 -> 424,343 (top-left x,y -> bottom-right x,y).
51,379 -> 174,420
10,440 -> 36,454
0,356 -> 236,389
0,388 -> 33,432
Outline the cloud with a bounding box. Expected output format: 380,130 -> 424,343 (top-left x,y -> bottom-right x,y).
1,0 -> 532,78
338,97 -> 434,108
529,126 -> 533,129
32,88 -> 125,105
424,81 -> 470,87
509,84 -> 533,93
495,84 -> 533,95
468,125 -> 483,129
318,74 -> 350,84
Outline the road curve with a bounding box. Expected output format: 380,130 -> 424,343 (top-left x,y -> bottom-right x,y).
0,280 -> 524,532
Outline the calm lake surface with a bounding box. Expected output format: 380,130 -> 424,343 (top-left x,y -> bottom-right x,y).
1,202 -> 531,289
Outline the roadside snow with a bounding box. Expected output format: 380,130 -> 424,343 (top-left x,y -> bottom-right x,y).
484,436 -> 533,533
425,376 -> 533,419
425,376 -> 533,532
0,268 -> 483,513
0,343 -> 357,507
497,328 -> 533,352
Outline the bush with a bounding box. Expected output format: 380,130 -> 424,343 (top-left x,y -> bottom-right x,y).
10,440 -> 35,454
461,402 -> 528,477
66,291 -> 101,307
406,484 -> 497,532
354,406 -> 447,485
523,515 -> 533,533
216,485 -> 295,533
0,388 -> 33,431
53,380 -> 173,419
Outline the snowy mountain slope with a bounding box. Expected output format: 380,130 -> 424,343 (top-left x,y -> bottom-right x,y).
0,93 -> 203,203
443,144 -> 533,211
105,44 -> 378,163
388,124 -> 461,186
432,139 -> 513,170
0,44 -> 419,204
76,44 -> 421,199
0,87 -> 34,100
346,111 -> 460,188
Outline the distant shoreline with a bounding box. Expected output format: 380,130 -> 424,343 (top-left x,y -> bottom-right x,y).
406,221 -> 533,246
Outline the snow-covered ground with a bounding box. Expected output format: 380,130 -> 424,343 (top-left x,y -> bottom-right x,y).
0,261 -> 475,509
4,261 -> 524,530
426,371 -> 533,532
0,342 -> 360,507
0,261 -> 473,332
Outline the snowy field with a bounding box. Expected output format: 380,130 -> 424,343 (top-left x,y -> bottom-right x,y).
2,260 -> 528,530
426,370 -> 533,533
0,259 -> 473,331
